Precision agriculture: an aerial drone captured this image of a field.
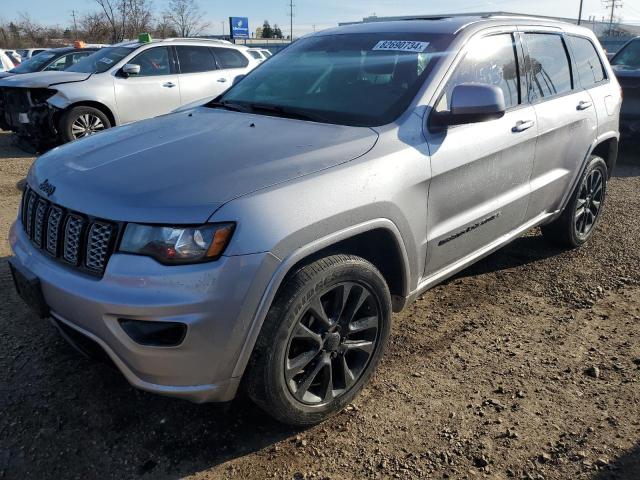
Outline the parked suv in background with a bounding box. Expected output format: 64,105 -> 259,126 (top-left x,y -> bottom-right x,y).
0,46 -> 99,79
9,16 -> 620,426
16,48 -> 49,60
0,38 -> 259,150
610,37 -> 640,139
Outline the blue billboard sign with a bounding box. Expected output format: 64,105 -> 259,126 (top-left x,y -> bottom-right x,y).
229,17 -> 249,38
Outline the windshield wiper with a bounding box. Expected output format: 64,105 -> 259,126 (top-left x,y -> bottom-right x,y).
207,100 -> 251,113
244,103 -> 328,123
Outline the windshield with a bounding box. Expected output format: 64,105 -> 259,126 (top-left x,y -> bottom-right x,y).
10,51 -> 58,73
217,33 -> 453,127
66,46 -> 135,73
611,39 -> 640,68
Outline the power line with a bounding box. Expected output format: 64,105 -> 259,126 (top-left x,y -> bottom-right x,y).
603,0 -> 623,35
71,9 -> 78,39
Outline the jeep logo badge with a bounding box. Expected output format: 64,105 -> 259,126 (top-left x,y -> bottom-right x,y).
39,179 -> 56,197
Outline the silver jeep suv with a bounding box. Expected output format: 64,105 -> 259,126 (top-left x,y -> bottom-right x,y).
9,16 -> 621,426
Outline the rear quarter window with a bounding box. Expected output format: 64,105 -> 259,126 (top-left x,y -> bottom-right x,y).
569,36 -> 606,88
212,48 -> 249,69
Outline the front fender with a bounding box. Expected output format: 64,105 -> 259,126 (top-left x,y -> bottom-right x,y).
227,218 -> 411,380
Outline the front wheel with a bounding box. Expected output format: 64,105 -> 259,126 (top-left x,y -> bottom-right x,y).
541,155 -> 608,248
245,255 -> 392,426
59,106 -> 111,143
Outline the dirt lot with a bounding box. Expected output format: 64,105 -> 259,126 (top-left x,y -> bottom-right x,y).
0,130 -> 639,480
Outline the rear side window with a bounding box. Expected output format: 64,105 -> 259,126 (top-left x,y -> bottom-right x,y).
44,52 -> 91,71
438,34 -> 521,111
212,48 -> 249,69
524,33 -> 573,100
569,36 -> 606,88
248,51 -> 262,60
176,46 -> 217,73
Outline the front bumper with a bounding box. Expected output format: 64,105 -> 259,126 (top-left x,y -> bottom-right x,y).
0,87 -> 58,148
9,221 -> 279,403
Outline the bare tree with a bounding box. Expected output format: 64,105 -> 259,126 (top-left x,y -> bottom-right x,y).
80,12 -> 110,43
164,0 -> 210,37
94,0 -> 128,43
126,0 -> 154,39
154,15 -> 178,39
17,12 -> 46,45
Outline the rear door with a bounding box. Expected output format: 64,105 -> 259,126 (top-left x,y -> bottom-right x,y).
211,47 -> 252,85
568,35 -> 617,144
113,46 -> 181,124
425,31 -> 537,275
521,31 -> 599,220
175,45 -> 228,104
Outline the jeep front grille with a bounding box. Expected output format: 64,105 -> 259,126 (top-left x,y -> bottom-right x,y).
20,186 -> 118,276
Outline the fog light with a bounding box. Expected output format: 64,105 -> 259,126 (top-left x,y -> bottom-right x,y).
119,319 -> 187,347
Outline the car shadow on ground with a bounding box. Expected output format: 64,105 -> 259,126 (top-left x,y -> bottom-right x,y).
447,232 -> 564,281
592,444 -> 640,480
0,257 -> 299,479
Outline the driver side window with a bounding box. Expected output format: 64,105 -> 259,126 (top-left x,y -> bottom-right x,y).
130,47 -> 172,76
436,34 -> 521,112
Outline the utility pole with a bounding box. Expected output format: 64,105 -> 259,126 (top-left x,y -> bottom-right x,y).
577,0 -> 584,25
71,9 -> 78,39
288,0 -> 294,41
603,0 -> 623,37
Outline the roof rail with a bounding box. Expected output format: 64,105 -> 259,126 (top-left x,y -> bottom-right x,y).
161,38 -> 232,44
479,12 -> 567,22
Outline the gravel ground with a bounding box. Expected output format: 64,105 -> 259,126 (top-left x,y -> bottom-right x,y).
0,130 -> 639,480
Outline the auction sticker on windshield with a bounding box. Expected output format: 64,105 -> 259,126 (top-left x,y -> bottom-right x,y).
373,40 -> 430,53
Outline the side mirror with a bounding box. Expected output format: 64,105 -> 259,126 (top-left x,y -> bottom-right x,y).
232,74 -> 246,86
433,83 -> 506,128
121,63 -> 141,77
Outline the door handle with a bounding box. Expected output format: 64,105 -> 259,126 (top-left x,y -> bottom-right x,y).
512,120 -> 535,132
577,100 -> 593,110
162,82 -> 176,88
217,78 -> 227,83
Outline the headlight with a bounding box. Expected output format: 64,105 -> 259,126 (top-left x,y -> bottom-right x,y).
119,223 -> 235,264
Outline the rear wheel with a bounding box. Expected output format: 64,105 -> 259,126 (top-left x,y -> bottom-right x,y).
59,106 -> 111,143
541,155 -> 607,248
245,255 -> 392,426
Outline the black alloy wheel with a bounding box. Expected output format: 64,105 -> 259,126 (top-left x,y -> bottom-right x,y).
574,168 -> 604,239
285,281 -> 380,405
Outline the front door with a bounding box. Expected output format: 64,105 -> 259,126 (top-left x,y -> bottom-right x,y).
425,31 -> 537,276
113,46 -> 181,124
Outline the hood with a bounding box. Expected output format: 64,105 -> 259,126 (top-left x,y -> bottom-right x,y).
613,65 -> 640,89
28,108 -> 379,224
0,70 -> 91,88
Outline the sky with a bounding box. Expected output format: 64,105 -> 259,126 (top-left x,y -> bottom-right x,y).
3,0 -> 640,37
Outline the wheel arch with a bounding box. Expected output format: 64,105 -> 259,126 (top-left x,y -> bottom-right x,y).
231,219 -> 411,380
60,100 -> 117,128
590,135 -> 618,179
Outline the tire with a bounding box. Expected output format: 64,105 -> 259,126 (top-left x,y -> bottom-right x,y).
59,106 -> 111,143
244,254 -> 392,426
541,155 -> 608,248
